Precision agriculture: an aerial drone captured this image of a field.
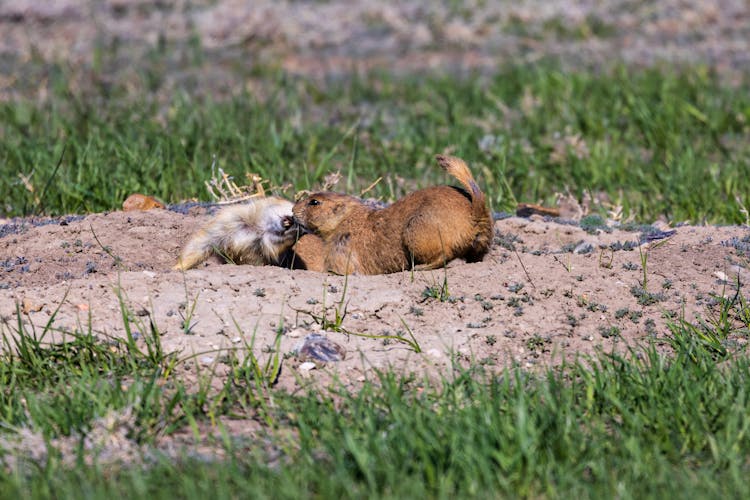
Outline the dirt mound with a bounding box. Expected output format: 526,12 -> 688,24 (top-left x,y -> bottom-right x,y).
1,208 -> 747,388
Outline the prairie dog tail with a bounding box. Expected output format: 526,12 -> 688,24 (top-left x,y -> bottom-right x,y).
434,154 -> 494,253
434,154 -> 487,215
174,224 -> 214,271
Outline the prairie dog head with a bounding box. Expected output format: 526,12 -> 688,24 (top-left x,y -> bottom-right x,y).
252,196 -> 296,249
292,192 -> 364,237
218,196 -> 297,261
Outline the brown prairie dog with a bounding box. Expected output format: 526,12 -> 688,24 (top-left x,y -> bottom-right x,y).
174,196 -> 299,270
292,155 -> 493,275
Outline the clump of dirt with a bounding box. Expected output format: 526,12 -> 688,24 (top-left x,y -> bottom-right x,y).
1,207 -> 747,391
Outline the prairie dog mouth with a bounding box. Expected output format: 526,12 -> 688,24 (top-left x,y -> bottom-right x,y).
280,215 -> 311,235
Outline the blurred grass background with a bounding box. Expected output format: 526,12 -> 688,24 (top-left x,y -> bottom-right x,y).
1,64 -> 749,223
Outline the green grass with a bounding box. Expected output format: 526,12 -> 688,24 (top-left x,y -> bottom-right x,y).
1,64 -> 749,223
0,284 -> 748,498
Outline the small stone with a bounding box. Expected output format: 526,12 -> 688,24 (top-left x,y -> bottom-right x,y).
22,298 -> 43,314
299,361 -> 316,372
574,242 -> 594,254
426,348 -> 442,359
287,328 -> 305,338
142,270 -> 156,279
295,334 -> 346,362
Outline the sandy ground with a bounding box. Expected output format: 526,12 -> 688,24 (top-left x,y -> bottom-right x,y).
1,206 -> 748,391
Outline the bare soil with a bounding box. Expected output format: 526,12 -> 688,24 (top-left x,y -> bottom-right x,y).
1,206 -> 748,391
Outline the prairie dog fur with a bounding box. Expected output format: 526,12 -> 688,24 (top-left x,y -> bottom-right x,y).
292,155 -> 493,275
174,196 -> 298,270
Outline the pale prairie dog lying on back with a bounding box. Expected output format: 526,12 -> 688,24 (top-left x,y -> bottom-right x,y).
174,196 -> 299,270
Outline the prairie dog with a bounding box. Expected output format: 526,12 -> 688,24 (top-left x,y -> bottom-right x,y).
292,155 -> 493,275
174,196 -> 298,270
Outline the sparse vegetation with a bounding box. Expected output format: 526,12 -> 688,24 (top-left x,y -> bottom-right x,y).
630,285 -> 667,306
422,277 -> 451,302
598,325 -> 621,338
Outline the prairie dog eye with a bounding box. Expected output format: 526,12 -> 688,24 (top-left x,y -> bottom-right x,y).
307,199 -> 321,206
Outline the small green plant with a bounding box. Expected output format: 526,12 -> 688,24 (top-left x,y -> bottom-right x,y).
329,316 -> 422,353
553,254 -> 573,273
177,278 -> 200,335
598,325 -> 621,338
580,214 -> 610,234
224,316 -> 284,426
525,334 -> 549,352
630,285 -> 667,306
667,284 -> 749,360
587,301 -> 607,313
566,314 -> 580,327
304,277 -> 350,332
90,224 -> 123,269
422,278 -> 450,302
112,286 -> 172,367
638,243 -> 648,290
